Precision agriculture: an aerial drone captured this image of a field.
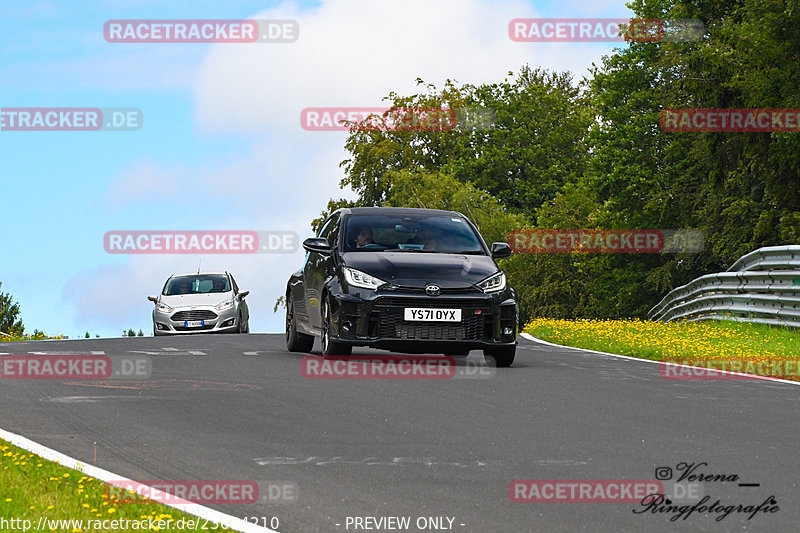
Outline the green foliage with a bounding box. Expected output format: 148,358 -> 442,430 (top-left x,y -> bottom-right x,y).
313,0 -> 800,321
311,198 -> 357,234
0,282 -> 24,336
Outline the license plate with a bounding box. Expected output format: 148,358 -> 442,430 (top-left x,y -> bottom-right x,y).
185,320 -> 204,327
404,308 -> 461,322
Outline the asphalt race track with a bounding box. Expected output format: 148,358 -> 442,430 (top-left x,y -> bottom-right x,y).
1,334 -> 798,532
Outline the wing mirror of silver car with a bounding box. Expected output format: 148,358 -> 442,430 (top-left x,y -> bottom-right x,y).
147,295 -> 158,303
237,291 -> 250,299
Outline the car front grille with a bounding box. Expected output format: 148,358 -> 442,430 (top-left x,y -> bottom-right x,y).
172,310 -> 218,321
374,303 -> 488,341
375,297 -> 486,309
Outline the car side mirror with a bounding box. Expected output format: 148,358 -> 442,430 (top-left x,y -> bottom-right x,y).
237,290 -> 250,300
491,242 -> 513,259
147,295 -> 158,303
303,237 -> 332,254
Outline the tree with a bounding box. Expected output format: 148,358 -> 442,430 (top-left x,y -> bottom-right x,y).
84,331 -> 90,338
0,282 -> 24,336
339,69 -> 592,220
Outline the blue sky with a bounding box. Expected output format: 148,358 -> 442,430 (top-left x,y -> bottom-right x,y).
0,0 -> 633,337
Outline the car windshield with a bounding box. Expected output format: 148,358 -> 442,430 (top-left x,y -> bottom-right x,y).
163,274 -> 230,295
343,214 -> 485,253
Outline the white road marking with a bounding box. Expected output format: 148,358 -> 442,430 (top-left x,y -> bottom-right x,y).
520,332 -> 800,386
254,456 -> 490,467
25,351 -> 106,355
0,428 -> 276,533
44,396 -> 155,403
128,348 -> 206,356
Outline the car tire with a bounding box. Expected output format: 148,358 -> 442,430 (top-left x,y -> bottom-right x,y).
321,298 -> 352,356
235,312 -> 248,334
483,345 -> 515,367
286,296 -> 314,352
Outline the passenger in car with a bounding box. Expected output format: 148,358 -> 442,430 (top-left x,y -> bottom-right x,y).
413,229 -> 436,250
211,278 -> 227,293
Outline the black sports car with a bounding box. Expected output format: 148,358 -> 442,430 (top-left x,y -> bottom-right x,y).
285,207 -> 518,366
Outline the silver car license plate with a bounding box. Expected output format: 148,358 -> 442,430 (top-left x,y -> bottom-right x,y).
404,308 -> 461,322
185,320 -> 204,327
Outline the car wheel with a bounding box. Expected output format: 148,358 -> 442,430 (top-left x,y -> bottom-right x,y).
234,312 -> 246,334
321,298 -> 351,356
483,345 -> 515,367
286,296 -> 314,352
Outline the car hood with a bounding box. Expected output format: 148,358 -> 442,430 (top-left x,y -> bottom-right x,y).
159,292 -> 233,307
342,251 -> 498,289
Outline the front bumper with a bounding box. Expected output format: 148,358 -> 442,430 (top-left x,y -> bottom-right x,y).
327,287 -> 517,352
153,305 -> 239,335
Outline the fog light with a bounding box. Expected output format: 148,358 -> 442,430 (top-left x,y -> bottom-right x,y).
502,327 -> 513,336
221,318 -> 236,328
156,323 -> 169,331
342,321 -> 352,333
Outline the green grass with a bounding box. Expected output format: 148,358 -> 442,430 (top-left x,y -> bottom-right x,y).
0,334 -> 68,342
0,439 -> 231,532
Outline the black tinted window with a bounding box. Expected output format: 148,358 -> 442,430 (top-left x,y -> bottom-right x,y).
343,213 -> 484,253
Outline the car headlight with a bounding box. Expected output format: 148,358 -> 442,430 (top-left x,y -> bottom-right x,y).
476,272 -> 506,293
343,267 -> 386,290
215,299 -> 234,311
156,302 -> 173,313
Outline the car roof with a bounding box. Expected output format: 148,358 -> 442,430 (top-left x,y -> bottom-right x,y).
336,207 -> 464,217
168,272 -> 229,278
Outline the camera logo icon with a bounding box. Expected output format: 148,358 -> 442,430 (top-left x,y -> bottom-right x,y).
655,467 -> 673,480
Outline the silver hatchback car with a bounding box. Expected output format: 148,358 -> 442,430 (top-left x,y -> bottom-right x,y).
148,272 -> 250,335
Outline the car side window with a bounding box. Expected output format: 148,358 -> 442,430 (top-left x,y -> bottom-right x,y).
319,213 -> 340,248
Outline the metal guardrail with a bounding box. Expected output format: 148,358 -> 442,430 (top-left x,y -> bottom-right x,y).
648,246 -> 800,327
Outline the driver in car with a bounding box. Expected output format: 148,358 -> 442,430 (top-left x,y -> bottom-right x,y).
356,226 -> 374,248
